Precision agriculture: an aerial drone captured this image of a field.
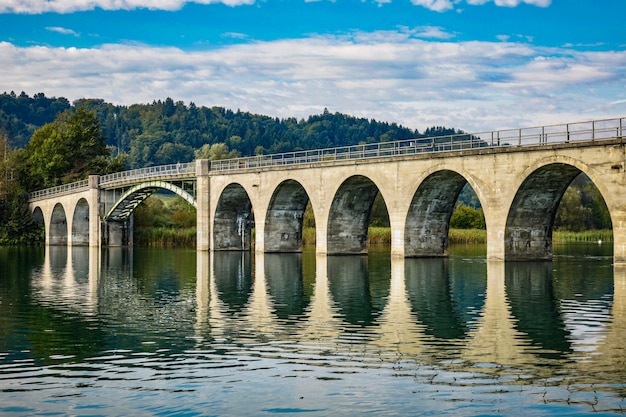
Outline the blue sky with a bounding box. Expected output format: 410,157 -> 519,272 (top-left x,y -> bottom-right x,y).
0,0 -> 624,133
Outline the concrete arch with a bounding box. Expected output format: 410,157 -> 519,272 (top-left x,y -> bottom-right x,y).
214,183 -> 254,250
504,154 -> 615,226
327,175 -> 386,255
50,203 -> 68,245
505,162 -> 587,260
104,180 -> 196,222
71,198 -> 90,246
264,179 -> 311,253
404,169 -> 469,257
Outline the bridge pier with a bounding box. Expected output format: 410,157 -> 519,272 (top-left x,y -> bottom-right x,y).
102,218 -> 133,246
196,159 -> 211,251
88,175 -> 101,247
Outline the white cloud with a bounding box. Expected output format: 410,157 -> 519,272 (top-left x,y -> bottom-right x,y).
0,0 -> 254,14
467,0 -> 551,6
46,26 -> 79,36
410,0 -> 455,12
0,33 -> 623,133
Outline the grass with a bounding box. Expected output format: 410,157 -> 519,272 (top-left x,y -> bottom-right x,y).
134,227 -> 197,247
303,227 -> 612,246
553,229 -> 612,242
133,226 -> 613,247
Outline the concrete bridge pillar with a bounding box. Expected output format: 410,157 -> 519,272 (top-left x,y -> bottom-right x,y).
88,175 -> 101,247
102,217 -> 132,246
196,159 -> 211,251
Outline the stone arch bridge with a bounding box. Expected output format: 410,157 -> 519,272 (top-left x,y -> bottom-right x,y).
28,117 -> 626,262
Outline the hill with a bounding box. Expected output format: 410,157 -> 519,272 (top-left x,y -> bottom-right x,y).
1,91 -> 463,169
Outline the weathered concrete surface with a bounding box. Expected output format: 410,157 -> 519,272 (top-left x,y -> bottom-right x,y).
212,183 -> 254,250
404,170 -> 466,257
264,179 -> 309,252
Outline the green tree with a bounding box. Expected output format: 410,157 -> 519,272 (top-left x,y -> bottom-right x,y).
25,107 -> 110,188
554,174 -> 611,231
450,204 -> 486,229
194,143 -> 240,160
0,134 -> 43,244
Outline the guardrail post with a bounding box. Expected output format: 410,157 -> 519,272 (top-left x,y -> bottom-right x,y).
592,120 -> 595,141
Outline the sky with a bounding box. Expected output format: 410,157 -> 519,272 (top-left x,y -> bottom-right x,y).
0,0 -> 625,134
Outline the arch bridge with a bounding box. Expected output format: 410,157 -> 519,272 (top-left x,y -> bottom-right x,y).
28,117 -> 626,262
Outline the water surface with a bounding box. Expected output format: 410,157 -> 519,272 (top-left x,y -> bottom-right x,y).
0,243 -> 624,416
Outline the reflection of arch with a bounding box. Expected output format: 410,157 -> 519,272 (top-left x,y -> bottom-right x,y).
405,257 -> 486,339
405,170 -> 468,257
327,175 -> 385,254
264,253 -> 309,318
72,198 -> 90,246
505,163 -> 581,260
212,251 -> 253,313
505,262 -> 571,357
214,183 -> 254,250
104,181 -> 196,222
264,180 -> 311,252
50,203 -> 68,245
327,255 -> 391,326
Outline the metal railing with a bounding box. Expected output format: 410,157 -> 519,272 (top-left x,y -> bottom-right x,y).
29,179 -> 89,200
210,116 -> 624,171
28,116 -> 624,200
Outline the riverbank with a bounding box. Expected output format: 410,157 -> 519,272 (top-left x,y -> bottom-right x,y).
132,227 -> 613,247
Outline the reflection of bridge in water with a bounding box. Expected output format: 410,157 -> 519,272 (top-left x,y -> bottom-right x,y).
32,247 -> 626,395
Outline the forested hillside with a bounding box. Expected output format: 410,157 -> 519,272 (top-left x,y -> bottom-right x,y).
2,92 -> 463,169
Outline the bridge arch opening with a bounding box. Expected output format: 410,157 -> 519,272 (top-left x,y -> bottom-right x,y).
133,192 -> 197,246
214,183 -> 254,251
71,198 -> 90,246
405,170 -> 470,257
327,175 -> 388,255
50,203 -> 68,245
505,163 -> 612,261
32,206 -> 44,241
104,181 -> 197,246
264,179 -> 311,253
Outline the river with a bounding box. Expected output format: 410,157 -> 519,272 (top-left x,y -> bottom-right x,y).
0,243 -> 624,416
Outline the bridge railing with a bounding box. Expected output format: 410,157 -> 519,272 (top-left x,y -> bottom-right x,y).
28,179 -> 90,200
99,162 -> 196,186
29,116 -> 624,199
210,116 -> 624,171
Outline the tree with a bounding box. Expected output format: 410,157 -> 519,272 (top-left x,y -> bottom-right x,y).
0,134 -> 43,244
450,204 -> 486,229
194,143 -> 240,160
25,107 -> 110,188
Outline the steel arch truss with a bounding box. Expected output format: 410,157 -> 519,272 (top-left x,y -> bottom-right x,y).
104,180 -> 197,222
